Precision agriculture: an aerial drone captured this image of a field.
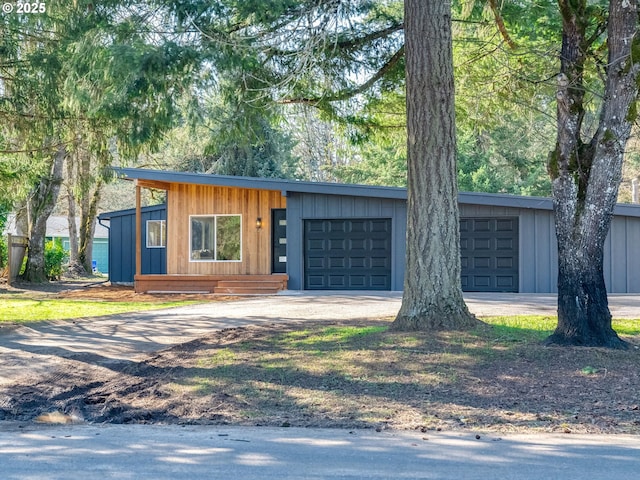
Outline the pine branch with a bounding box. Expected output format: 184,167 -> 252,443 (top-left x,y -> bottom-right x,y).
487,0 -> 517,50
280,45 -> 404,106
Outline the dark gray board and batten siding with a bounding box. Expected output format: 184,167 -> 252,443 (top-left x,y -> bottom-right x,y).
605,215 -> 640,293
459,202 -> 557,293
286,193 -> 640,293
459,200 -> 640,293
286,192 -> 525,292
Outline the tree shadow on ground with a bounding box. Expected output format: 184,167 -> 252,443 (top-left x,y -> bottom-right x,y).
2,319 -> 639,433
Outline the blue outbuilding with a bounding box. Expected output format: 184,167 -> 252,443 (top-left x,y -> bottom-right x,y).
98,204 -> 167,284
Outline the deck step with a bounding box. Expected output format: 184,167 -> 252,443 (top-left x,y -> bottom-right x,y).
214,279 -> 285,295
216,281 -> 283,289
213,286 -> 281,295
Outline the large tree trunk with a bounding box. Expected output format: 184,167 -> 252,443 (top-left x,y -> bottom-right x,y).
66,142 -> 105,276
392,0 -> 477,331
78,179 -> 102,274
550,232 -> 623,347
66,169 -> 84,276
546,0 -> 639,348
21,146 -> 66,283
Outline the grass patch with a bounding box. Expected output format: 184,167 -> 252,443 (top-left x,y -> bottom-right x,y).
281,325 -> 388,347
481,315 -> 640,339
611,319 -> 640,335
0,298 -> 197,322
480,315 -> 556,342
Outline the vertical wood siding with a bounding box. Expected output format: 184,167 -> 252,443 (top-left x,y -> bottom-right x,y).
166,184 -> 286,275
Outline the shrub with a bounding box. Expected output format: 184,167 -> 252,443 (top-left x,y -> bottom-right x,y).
45,239 -> 67,280
0,235 -> 6,269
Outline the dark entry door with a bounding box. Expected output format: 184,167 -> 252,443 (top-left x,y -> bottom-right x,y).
272,209 -> 287,274
304,218 -> 391,290
460,217 -> 519,292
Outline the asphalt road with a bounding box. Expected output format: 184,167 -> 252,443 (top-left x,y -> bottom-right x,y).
1,424 -> 640,480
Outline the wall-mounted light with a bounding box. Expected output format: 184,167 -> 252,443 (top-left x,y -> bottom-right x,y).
256,217 -> 263,229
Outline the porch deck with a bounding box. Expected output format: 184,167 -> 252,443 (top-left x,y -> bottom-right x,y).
134,274 -> 288,295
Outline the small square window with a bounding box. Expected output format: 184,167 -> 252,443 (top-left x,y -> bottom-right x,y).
146,220 -> 166,248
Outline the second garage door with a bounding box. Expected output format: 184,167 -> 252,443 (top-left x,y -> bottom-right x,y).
460,217 -> 519,292
304,219 -> 392,290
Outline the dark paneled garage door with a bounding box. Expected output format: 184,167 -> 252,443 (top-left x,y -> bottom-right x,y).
460,217 -> 519,292
304,219 -> 392,290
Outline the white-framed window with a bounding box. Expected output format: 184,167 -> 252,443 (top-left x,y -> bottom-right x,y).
190,215 -> 242,262
146,220 -> 166,248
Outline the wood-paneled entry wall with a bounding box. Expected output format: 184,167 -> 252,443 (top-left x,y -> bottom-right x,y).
165,183 -> 287,275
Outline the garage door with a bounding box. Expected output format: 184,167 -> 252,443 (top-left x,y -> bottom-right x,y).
304,219 -> 392,290
460,217 -> 519,292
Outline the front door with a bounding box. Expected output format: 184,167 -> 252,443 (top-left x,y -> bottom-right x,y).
272,209 -> 287,273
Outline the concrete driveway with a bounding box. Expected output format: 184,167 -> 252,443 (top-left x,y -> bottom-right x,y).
0,293 -> 400,386
2,292 -> 640,387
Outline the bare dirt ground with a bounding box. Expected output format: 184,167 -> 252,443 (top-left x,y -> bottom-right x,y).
1,279 -> 639,434
1,277 -> 225,303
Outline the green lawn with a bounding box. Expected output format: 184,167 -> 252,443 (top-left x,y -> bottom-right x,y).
0,298 -> 198,322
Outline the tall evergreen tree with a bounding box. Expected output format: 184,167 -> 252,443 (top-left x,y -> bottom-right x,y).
162,0 -> 477,330
176,85 -> 297,178
392,0 -> 477,330
1,1 -> 199,280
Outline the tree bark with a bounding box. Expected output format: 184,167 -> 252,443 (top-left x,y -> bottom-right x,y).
78,179 -> 102,274
392,0 -> 477,331
21,146 -> 66,283
66,158 -> 84,275
546,0 -> 639,348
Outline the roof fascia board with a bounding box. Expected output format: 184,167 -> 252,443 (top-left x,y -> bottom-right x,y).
115,167 -> 406,200
458,192 -> 552,210
98,203 -> 166,220
113,167 -> 640,218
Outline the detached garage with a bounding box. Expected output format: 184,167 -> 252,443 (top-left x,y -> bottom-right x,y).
107,168 -> 640,294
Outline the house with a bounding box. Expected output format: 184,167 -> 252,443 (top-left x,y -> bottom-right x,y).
104,167 -> 640,294
4,215 -> 110,274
